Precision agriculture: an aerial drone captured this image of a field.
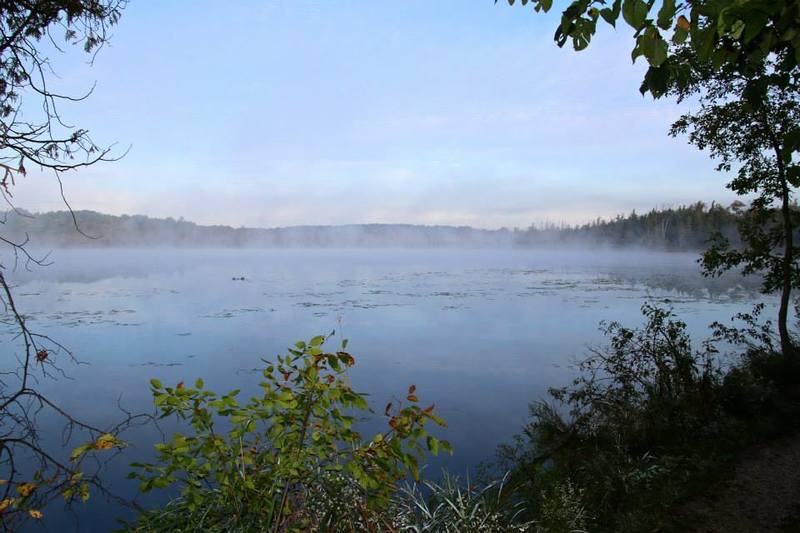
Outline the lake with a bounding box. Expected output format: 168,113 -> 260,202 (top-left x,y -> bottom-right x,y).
3,248 -> 770,531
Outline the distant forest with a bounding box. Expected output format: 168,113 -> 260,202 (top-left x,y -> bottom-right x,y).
517,201 -> 743,249
3,202 -> 744,249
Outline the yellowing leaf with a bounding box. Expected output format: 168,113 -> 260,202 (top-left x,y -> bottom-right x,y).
70,444 -> 91,462
92,433 -> 121,451
79,483 -> 90,502
677,15 -> 690,30
16,483 -> 36,497
0,498 -> 14,513
28,509 -> 43,519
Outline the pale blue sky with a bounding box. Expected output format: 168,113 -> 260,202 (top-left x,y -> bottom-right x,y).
14,1 -> 737,229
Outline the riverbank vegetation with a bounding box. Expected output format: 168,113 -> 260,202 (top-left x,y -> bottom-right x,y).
121,304 -> 800,532
498,304 -> 800,531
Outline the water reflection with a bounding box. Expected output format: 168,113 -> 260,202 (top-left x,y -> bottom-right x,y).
2,248 -> 771,531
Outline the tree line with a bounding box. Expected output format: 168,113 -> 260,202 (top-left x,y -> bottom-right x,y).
517,201 -> 747,249
3,202 -> 759,250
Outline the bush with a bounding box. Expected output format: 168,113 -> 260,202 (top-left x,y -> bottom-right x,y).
124,334 -> 451,532
499,303 -> 797,532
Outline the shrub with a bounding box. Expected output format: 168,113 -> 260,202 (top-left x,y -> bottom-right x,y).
124,334 -> 451,532
536,479 -> 589,533
499,304 -> 746,531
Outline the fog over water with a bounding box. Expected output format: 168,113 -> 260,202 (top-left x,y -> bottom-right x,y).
2,247 -> 771,531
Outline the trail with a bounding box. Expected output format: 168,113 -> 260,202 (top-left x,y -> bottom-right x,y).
672,435 -> 800,532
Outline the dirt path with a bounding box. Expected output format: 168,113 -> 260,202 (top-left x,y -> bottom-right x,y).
671,435 -> 800,532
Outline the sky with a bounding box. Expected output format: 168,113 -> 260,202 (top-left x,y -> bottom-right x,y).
10,1 -> 739,229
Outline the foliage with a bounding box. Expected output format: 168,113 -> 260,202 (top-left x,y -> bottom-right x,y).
536,479 -> 590,533
1,209 -> 517,248
125,334 -> 451,532
543,304 -> 723,459
500,0 -> 800,353
668,49 -> 800,354
0,0 -> 125,190
2,203 -> 747,251
498,303 -> 800,531
498,0 -> 799,103
517,201 -> 742,250
0,2 -> 131,529
0,430 -> 126,528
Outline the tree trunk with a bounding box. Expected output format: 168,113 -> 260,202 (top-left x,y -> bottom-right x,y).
765,111 -> 794,356
779,175 -> 794,356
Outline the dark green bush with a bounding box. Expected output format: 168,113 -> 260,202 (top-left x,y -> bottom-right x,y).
499,303 -> 799,532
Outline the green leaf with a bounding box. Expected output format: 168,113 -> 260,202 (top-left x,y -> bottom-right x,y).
693,26 -> 716,61
426,436 -> 439,455
782,127 -> 800,163
425,412 -> 448,427
150,378 -> 163,390
622,0 -> 649,30
440,440 -> 454,455
672,25 -> 689,44
195,378 -> 204,389
786,166 -> 800,188
69,444 -> 91,462
743,13 -> 768,43
650,37 -> 668,66
729,19 -> 745,40
407,455 -> 420,481
656,0 -> 675,30
310,335 -> 325,347
600,8 -> 615,26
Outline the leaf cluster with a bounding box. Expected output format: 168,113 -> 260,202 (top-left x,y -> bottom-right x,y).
667,50 -> 800,298
126,334 -> 451,532
499,0 -> 800,101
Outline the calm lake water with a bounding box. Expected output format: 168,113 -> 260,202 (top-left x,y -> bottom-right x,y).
4,248 -> 771,531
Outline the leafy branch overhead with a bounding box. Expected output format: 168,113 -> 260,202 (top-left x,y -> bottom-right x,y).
0,0 -> 126,190
499,1 -> 799,99
0,3 -> 140,530
501,0 -> 800,354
